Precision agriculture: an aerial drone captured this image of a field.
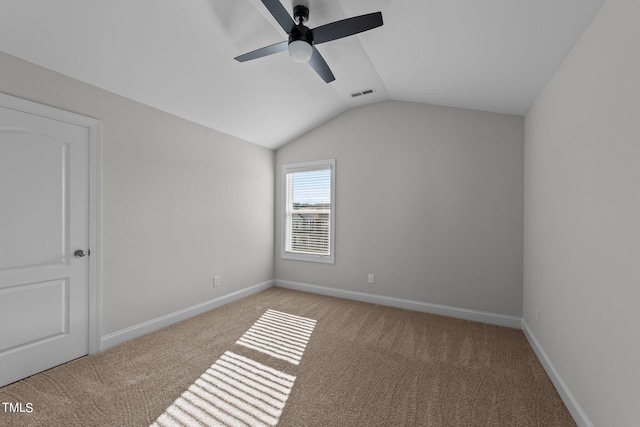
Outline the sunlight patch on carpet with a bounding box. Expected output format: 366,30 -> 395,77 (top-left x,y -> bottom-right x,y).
236,310 -> 316,365
150,351 -> 296,427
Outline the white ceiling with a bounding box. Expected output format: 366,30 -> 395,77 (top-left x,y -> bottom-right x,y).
0,0 -> 605,150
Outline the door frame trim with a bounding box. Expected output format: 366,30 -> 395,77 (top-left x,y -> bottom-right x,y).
0,92 -> 102,354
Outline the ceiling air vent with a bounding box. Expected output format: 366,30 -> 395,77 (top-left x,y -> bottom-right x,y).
350,88 -> 376,98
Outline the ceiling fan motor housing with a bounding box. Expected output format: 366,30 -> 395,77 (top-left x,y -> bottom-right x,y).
289,24 -> 313,46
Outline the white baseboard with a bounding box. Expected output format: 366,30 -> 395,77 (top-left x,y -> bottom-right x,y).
100,280 -> 274,351
521,319 -> 594,427
274,279 -> 522,329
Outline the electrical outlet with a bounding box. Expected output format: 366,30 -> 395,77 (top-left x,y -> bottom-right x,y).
213,276 -> 221,287
535,309 -> 540,325
368,273 -> 375,284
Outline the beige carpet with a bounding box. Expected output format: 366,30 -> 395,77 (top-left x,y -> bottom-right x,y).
0,287 -> 576,426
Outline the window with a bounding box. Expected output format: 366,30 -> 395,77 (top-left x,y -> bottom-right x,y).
281,159 -> 335,264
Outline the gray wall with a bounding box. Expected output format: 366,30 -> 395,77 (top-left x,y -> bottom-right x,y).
0,51 -> 275,337
276,101 -> 524,317
523,0 -> 640,425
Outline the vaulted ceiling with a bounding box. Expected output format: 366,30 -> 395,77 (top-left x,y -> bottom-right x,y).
0,0 -> 605,149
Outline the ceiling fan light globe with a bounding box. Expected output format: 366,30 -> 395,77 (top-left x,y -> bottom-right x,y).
288,40 -> 313,63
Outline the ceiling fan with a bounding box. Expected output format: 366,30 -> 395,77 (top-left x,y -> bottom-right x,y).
234,0 -> 383,83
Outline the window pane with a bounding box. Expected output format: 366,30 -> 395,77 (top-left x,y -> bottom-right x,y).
286,168 -> 331,256
291,169 -> 331,207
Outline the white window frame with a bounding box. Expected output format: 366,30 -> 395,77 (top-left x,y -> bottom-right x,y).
281,159 -> 336,264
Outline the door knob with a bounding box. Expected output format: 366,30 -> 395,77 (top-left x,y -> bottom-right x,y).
74,249 -> 88,258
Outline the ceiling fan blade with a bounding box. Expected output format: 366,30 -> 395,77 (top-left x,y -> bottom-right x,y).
312,12 -> 383,45
260,0 -> 295,34
234,41 -> 288,62
308,46 -> 335,83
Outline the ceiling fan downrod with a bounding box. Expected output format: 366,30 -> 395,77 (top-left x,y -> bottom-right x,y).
293,5 -> 309,24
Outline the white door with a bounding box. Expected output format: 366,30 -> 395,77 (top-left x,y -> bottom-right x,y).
0,97 -> 92,387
